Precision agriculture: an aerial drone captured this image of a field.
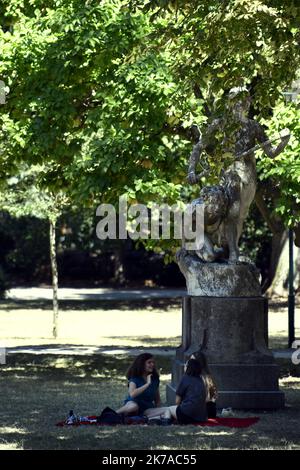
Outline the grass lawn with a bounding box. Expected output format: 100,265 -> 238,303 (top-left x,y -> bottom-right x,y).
0,353 -> 300,450
0,296 -> 300,450
0,297 -> 299,350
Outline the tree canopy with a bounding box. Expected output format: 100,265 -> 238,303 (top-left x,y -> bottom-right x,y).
1,0 -> 300,257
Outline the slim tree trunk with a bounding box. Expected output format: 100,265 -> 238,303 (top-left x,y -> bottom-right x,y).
266,229 -> 287,291
113,242 -> 126,286
49,218 -> 59,338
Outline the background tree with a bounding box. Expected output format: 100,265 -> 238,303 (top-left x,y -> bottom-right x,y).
1,0 -> 300,291
0,165 -> 69,337
256,99 -> 300,294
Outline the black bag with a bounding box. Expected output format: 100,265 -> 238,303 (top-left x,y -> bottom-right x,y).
207,401 -> 217,418
97,407 -> 124,425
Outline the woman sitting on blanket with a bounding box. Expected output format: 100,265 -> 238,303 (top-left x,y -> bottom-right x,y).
163,358 -> 208,424
116,353 -> 170,418
190,351 -> 218,418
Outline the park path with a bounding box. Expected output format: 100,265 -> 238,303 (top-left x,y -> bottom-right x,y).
3,287 -> 184,358
2,287 -> 299,363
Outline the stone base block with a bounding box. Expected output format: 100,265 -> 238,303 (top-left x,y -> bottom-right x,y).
209,364 -> 281,391
176,249 -> 261,297
166,383 -> 284,410
166,295 -> 284,410
167,363 -> 285,410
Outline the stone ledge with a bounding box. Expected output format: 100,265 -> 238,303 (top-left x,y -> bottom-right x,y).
166,384 -> 285,410
176,249 -> 261,297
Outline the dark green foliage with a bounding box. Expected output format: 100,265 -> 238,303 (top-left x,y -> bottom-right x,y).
0,0 -> 299,266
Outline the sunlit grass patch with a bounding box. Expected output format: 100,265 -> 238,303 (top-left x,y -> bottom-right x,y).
0,297 -> 300,449
0,426 -> 27,435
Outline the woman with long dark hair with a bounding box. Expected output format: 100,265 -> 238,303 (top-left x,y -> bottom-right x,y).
116,353 -> 170,418
163,358 -> 207,424
190,351 -> 218,418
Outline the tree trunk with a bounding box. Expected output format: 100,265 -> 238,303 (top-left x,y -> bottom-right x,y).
267,230 -> 300,297
254,184 -> 300,296
264,229 -> 287,292
49,219 -> 59,338
113,241 -> 126,286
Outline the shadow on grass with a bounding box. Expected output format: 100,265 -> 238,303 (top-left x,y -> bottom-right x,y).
7,341 -> 179,355
5,333 -> 181,354
2,295 -> 298,313
269,335 -> 289,349
1,354 -> 300,449
268,298 -> 300,311
104,336 -> 181,347
0,298 -> 182,312
3,353 -> 173,380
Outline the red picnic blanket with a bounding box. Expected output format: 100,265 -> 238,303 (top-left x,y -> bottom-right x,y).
56,416 -> 259,428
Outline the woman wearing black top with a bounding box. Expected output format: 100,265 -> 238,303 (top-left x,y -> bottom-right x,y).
190,351 -> 218,418
164,358 -> 208,424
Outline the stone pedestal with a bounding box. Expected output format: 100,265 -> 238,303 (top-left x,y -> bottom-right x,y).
167,253 -> 284,409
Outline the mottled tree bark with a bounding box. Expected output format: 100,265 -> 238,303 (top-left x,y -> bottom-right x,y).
255,186 -> 285,292
267,231 -> 300,297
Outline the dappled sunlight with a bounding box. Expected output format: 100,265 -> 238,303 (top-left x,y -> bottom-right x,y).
165,429 -> 234,437
48,358 -> 73,368
0,426 -> 27,435
194,430 -> 234,437
0,442 -> 22,450
280,376 -> 300,386
6,374 -> 41,380
1,366 -> 27,372
2,353 -> 173,384
95,428 -> 120,437
154,445 -> 173,450
1,363 -> 299,449
1,299 -> 300,449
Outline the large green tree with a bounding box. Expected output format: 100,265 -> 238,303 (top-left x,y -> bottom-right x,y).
0,164 -> 69,337
1,0 -> 300,277
0,0 -> 192,204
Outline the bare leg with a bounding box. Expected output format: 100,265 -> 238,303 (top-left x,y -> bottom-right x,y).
160,406 -> 177,420
144,407 -> 171,419
116,401 -> 139,416
167,406 -> 178,420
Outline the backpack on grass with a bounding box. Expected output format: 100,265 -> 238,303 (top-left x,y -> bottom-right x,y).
97,407 -> 124,425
